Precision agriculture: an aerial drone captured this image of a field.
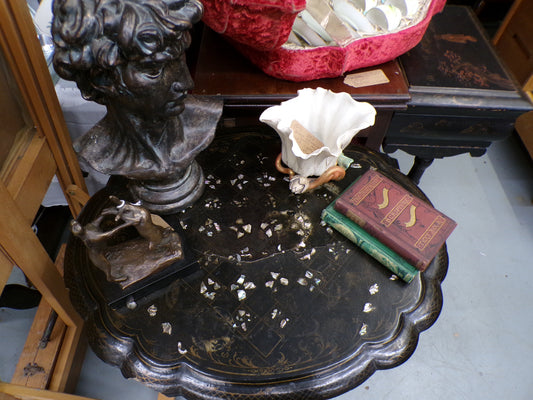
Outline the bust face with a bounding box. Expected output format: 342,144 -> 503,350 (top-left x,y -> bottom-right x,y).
52,0 -> 203,109
114,53 -> 194,119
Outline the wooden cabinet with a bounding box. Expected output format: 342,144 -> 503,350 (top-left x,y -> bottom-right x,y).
0,0 -> 89,396
191,26 -> 410,151
382,6 -> 532,181
492,0 -> 533,158
493,0 -> 533,96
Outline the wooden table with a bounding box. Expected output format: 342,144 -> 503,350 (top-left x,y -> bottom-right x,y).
191,27 -> 410,151
191,6 -> 532,183
65,132 -> 448,399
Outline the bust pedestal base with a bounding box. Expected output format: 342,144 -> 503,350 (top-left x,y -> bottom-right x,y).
129,161 -> 205,215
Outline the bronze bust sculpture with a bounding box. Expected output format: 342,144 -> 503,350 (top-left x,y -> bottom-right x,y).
52,0 -> 222,214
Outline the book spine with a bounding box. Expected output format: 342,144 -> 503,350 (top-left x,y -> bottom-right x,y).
336,203 -> 429,271
321,207 -> 418,283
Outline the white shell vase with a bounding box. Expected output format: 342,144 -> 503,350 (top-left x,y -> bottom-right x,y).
260,87 -> 376,193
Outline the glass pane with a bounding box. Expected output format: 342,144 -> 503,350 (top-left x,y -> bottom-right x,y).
0,47 -> 34,181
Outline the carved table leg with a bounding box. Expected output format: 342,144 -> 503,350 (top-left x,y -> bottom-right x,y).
408,157 -> 434,184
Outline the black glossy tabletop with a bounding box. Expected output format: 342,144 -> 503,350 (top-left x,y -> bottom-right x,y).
65,131 -> 447,399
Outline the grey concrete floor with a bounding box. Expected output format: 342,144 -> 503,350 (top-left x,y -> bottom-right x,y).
1,133 -> 532,399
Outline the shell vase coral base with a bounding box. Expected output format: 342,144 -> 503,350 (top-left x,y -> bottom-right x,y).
199,0 -> 446,81
260,87 -> 376,193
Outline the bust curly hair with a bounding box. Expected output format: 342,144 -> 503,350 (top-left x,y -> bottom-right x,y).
52,0 -> 203,104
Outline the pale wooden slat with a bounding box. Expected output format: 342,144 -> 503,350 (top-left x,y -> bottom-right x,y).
515,111 -> 533,159
8,245 -> 85,394
0,382 -> 99,400
65,185 -> 90,208
523,73 -> 533,94
46,246 -> 86,393
11,246 -> 69,391
10,298 -> 66,390
46,325 -> 85,393
0,392 -> 17,400
0,183 -> 82,329
0,251 -> 13,291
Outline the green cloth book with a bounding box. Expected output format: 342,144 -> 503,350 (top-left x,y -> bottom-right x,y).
321,203 -> 418,283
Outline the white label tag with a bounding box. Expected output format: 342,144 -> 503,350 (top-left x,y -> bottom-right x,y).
344,69 -> 390,89
291,120 -> 325,154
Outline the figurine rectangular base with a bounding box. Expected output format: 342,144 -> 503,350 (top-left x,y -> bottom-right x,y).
104,240 -> 199,309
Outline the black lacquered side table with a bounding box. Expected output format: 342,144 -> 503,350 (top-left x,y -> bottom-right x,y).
384,6 -> 532,183
65,131 -> 448,399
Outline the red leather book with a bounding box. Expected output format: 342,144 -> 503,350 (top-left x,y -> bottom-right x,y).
334,169 -> 456,271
